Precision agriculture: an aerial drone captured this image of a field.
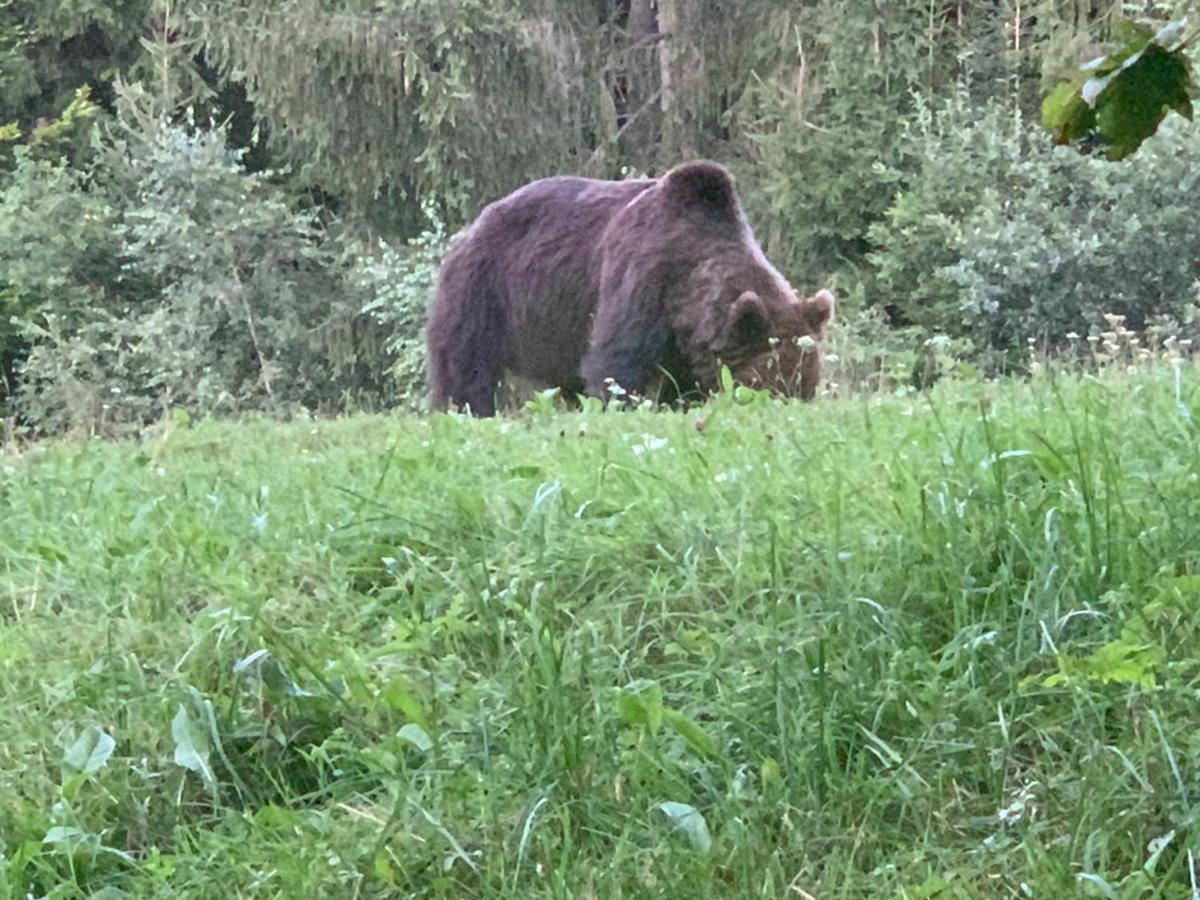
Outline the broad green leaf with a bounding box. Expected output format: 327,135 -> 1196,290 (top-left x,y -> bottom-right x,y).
663,708 -> 717,759
380,678 -> 432,732
1042,80 -> 1095,142
63,727 -> 115,776
374,854 -> 398,883
1042,16 -> 1195,157
616,691 -> 646,727
616,680 -> 664,735
397,723 -> 434,752
657,801 -> 712,853
1093,44 -> 1193,160
171,705 -> 215,784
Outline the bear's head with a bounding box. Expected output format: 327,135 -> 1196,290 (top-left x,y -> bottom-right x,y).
649,161 -> 830,396
731,288 -> 835,400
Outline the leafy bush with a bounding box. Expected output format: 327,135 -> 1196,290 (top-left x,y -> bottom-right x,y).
353,206 -> 448,412
865,91 -> 1018,338
949,115 -> 1200,358
867,95 -> 1200,366
0,144 -> 123,408
12,105 -> 391,435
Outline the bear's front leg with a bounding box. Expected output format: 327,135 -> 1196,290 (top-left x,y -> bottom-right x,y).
580,301 -> 670,402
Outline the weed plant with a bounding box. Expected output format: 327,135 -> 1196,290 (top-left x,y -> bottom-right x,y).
1,355 -> 1199,897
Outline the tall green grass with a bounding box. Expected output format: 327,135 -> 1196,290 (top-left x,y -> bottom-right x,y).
2,364 -> 1198,897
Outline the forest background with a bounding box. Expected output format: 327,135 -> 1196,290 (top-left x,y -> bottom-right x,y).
7,5 -> 1200,897
2,0 -> 1199,434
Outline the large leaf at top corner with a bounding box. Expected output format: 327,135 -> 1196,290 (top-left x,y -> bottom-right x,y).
1043,16 -> 1195,159
1041,80 -> 1096,144
1091,42 -> 1193,159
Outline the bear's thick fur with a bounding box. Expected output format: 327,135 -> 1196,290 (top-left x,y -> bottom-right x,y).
731,288 -> 835,401
426,160 -> 833,416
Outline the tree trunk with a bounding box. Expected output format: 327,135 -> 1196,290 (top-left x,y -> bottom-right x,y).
656,0 -> 702,159
621,0 -> 661,150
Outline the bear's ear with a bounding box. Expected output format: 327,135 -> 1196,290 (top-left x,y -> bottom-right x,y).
662,161 -> 739,221
801,288 -> 835,336
727,290 -> 770,349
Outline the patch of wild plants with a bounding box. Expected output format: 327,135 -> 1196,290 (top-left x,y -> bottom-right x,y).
869,94 -> 1200,370
1,361 -> 1199,896
352,202 -> 449,413
6,94 -> 393,438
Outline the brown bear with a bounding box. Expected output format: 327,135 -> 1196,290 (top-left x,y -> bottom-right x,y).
731,288 -> 835,401
426,160 -> 833,416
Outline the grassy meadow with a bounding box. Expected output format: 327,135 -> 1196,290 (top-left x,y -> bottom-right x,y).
2,363 -> 1200,898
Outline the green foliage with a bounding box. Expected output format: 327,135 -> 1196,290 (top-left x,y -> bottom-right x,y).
352,206 -> 449,412
189,0 -> 613,229
867,94 -> 1200,364
866,91 -> 1018,338
0,144 -> 122,404
26,83 -> 100,150
0,0 -> 154,126
1044,636 -> 1166,690
11,101 -> 391,434
0,1 -> 37,124
818,302 -> 979,398
740,0 -> 1099,277
1043,18 -> 1196,159
188,0 -> 813,231
2,364 -> 1200,894
742,1 -> 936,275
0,82 -> 104,173
948,114 -> 1200,359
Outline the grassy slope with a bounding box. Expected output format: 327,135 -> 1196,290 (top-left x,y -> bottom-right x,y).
1,365 -> 1199,898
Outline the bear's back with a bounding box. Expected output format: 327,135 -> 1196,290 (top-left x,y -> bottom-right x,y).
472,174 -> 655,250
446,174 -> 658,386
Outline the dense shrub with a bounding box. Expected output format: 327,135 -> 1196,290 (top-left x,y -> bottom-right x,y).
864,92 -> 1016,340
950,116 -> 1200,357
867,95 -> 1200,366
9,108 -> 393,435
0,144 -> 124,407
352,207 -> 448,412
